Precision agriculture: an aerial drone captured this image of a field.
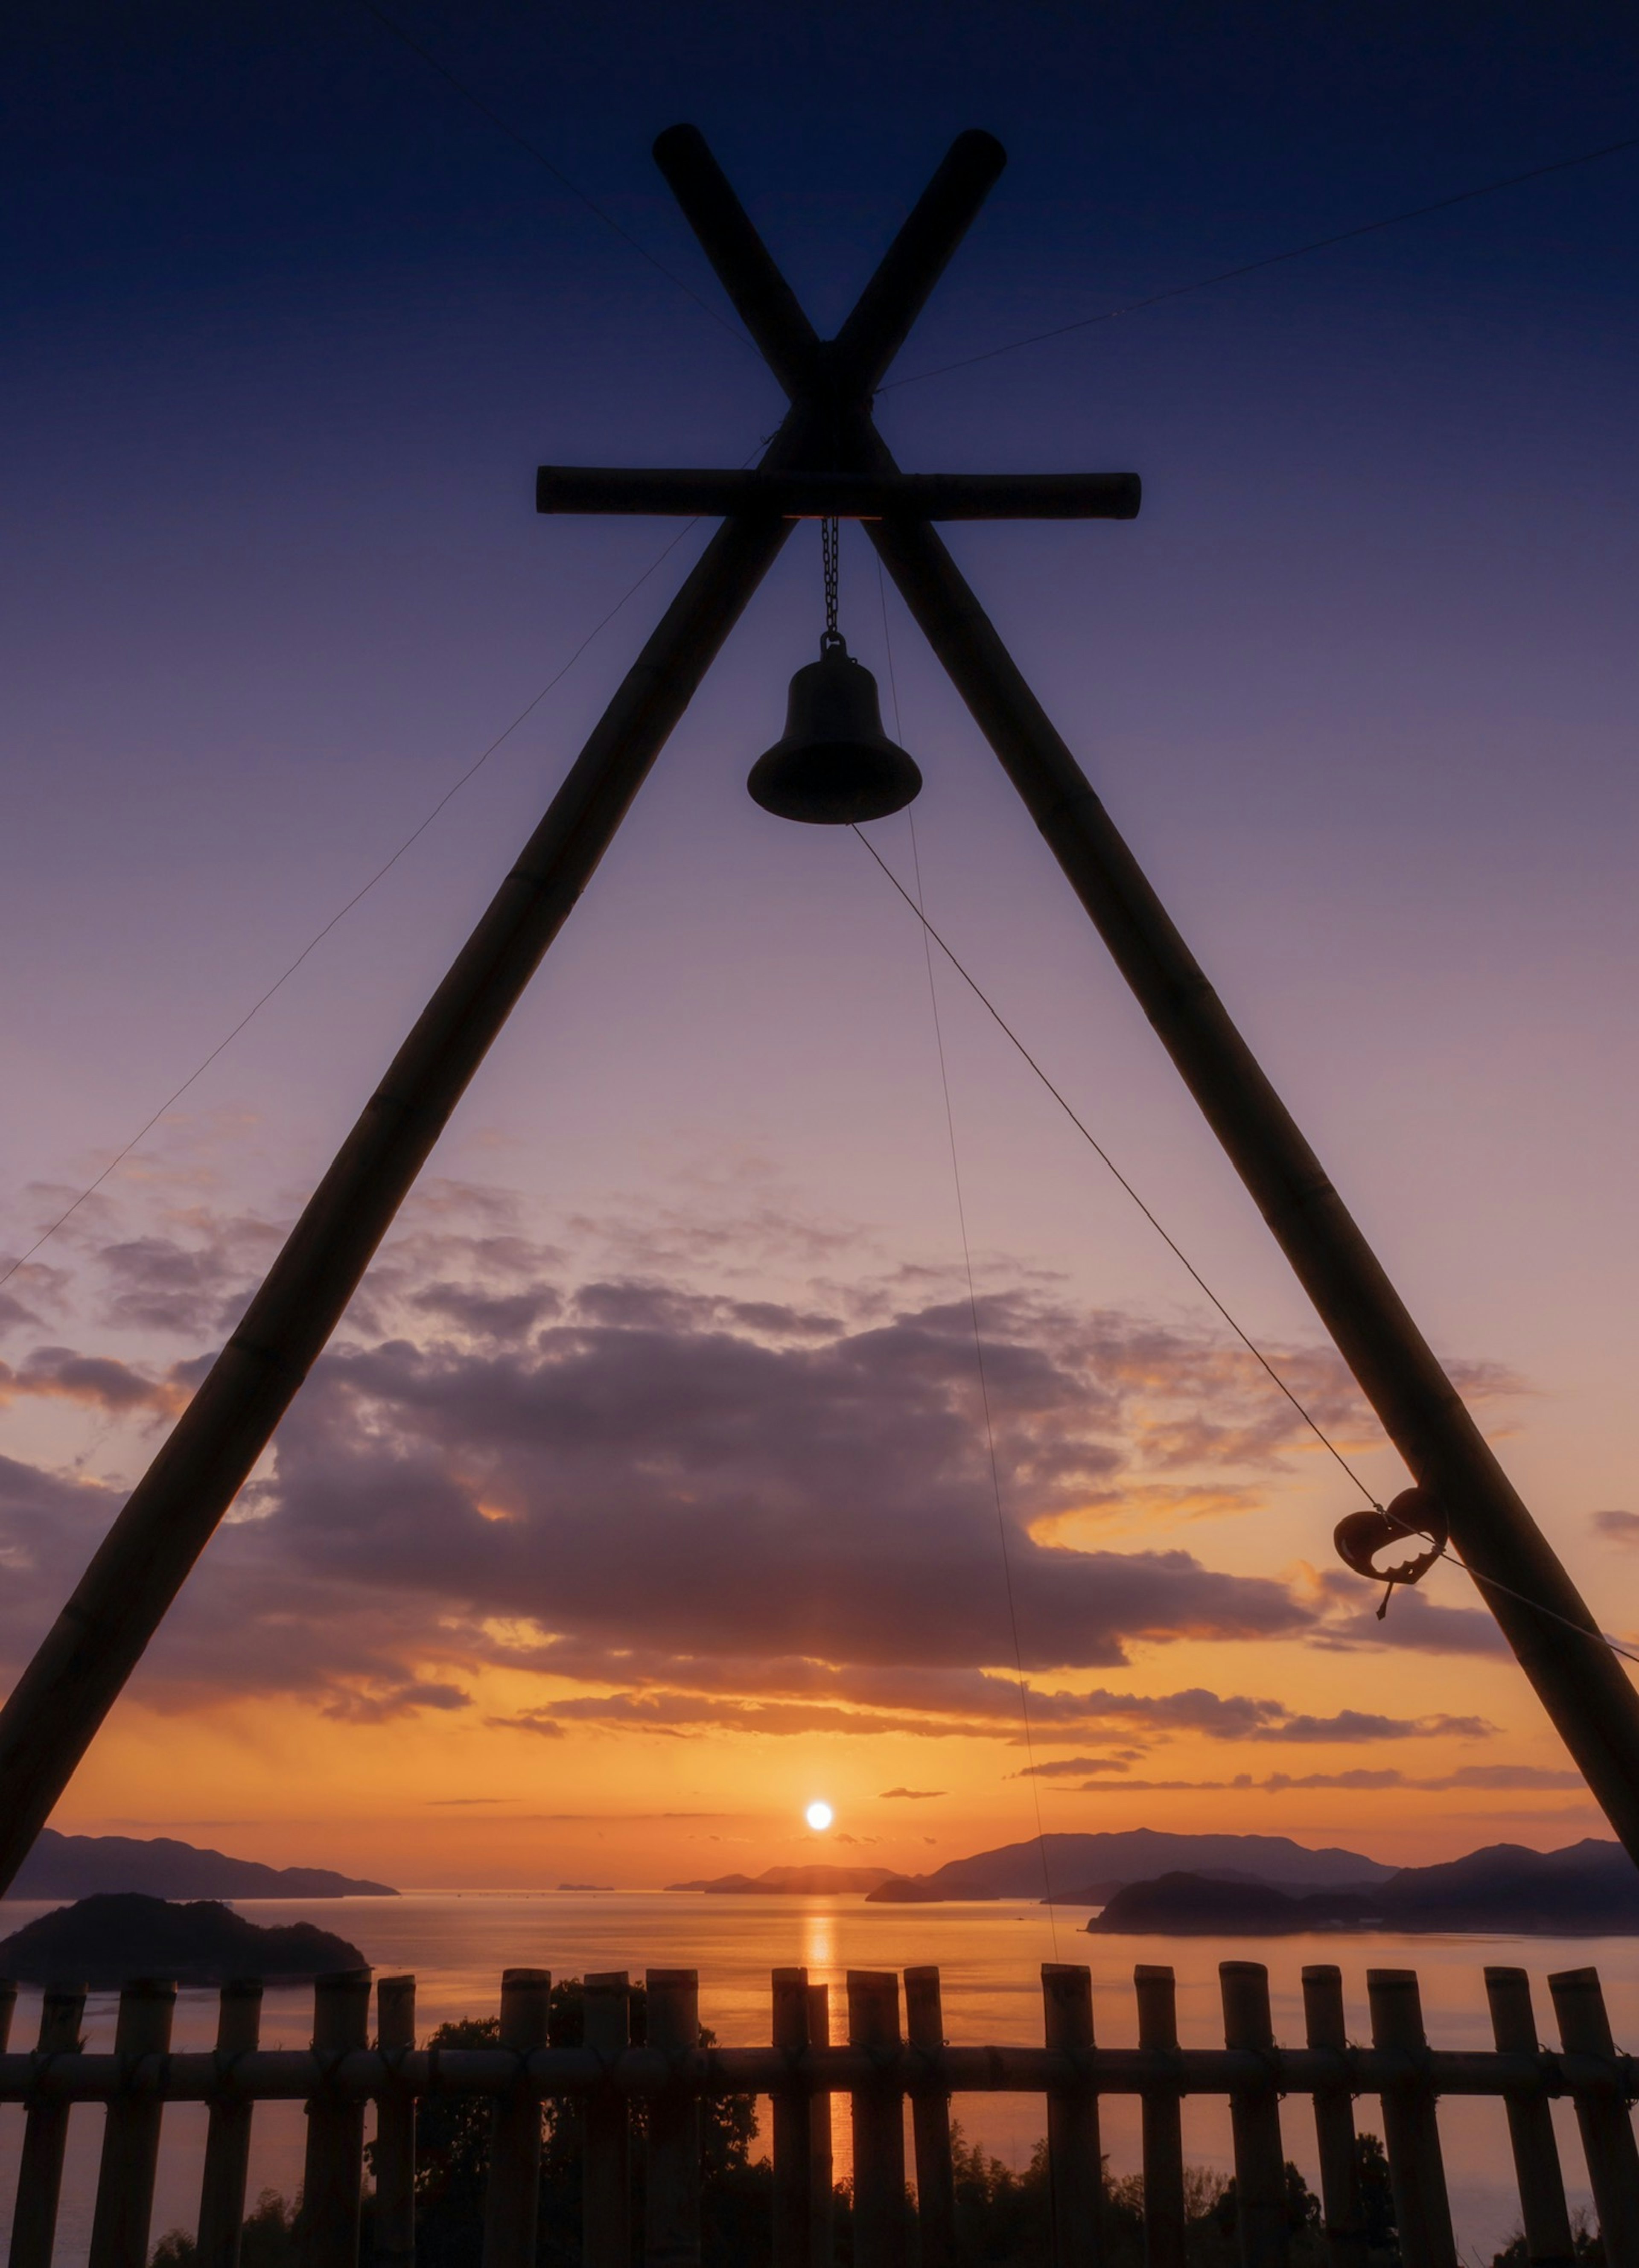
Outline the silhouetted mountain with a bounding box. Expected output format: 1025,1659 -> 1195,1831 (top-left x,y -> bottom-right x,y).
1089,1872 -> 1383,1933
0,1894 -> 367,1985
667,1866 -> 904,1893
863,1831 -> 1393,1902
10,1829 -> 395,1901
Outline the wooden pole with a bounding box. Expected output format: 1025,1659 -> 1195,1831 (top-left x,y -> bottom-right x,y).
582,1971 -> 632,2268
904,1968 -> 956,2268
197,1980 -> 263,2268
372,1976 -> 416,2268
0,1980 -> 14,2050
1547,1966 -> 1639,2261
481,1968 -> 549,2268
8,1983 -> 87,2268
772,1969 -> 812,2268
847,1972 -> 907,2268
302,1970 -> 373,2268
1299,1967 -> 1368,2268
1041,1963 -> 1102,2268
1366,1971 -> 1455,2268
806,1983 -> 834,2268
1133,1966 -> 1186,2268
645,1971 -> 702,2268
1483,1968 -> 1574,2268
88,1977 -> 177,2268
1219,1964 -> 1288,2268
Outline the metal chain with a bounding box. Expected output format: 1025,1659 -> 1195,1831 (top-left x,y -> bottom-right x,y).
821,516 -> 840,647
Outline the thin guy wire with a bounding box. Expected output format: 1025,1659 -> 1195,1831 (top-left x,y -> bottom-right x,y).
357,1 -> 752,351
881,130 -> 1639,391
851,819 -> 1380,1507
875,557 -> 1059,1951
0,520 -> 704,1296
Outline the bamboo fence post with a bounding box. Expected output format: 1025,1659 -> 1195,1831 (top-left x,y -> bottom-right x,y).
1041,1964 -> 1101,2268
1548,1966 -> 1639,2261
848,1971 -> 907,2268
1134,1965 -> 1187,2268
1366,1970 -> 1456,2268
88,1976 -> 177,2268
197,1980 -> 263,2268
1300,1967 -> 1367,2268
772,1969 -> 812,2268
582,1971 -> 631,2268
373,1976 -> 416,2268
807,1982 -> 834,2268
1220,1964 -> 1288,2268
645,1970 -> 701,2268
904,1968 -> 956,2268
1483,1968 -> 1575,2268
481,1968 -> 549,2268
301,1970 -> 373,2268
9,1983 -> 88,2268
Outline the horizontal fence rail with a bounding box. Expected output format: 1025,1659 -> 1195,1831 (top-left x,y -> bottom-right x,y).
0,1959 -> 1635,2268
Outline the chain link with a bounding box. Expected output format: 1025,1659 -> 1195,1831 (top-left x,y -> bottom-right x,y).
821,516 -> 840,646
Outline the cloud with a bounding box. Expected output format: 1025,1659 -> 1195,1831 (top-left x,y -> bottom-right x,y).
1050,1763 -> 1581,1795
879,1788 -> 945,1799
0,1346 -> 181,1416
1594,1510 -> 1639,1543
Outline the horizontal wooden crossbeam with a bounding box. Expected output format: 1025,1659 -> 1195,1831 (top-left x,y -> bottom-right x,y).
536,467 -> 1142,520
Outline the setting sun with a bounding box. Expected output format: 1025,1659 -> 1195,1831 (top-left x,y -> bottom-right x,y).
805,1800 -> 834,1832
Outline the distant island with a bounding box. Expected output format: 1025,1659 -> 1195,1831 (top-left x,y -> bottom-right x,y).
1090,1841 -> 1639,1936
0,1894 -> 368,1986
667,1865 -> 904,1894
9,1829 -> 396,1902
862,1829 -> 1393,1904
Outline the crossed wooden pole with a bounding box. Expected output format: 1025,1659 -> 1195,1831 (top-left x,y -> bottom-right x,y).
3,127 -> 1636,1891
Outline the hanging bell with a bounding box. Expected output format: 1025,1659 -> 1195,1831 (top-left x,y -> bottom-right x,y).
748,634 -> 922,825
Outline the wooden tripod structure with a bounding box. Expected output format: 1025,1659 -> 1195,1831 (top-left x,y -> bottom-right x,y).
3,126 -> 1637,1888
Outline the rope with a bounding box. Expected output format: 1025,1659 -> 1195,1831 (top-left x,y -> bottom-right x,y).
875,562 -> 1059,1954
0,520 -> 706,1296
881,130 -> 1639,393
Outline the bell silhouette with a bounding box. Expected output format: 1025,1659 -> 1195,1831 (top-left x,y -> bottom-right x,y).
748,634 -> 922,824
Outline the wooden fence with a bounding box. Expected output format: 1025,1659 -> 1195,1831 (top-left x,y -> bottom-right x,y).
3,1958 -> 1638,2268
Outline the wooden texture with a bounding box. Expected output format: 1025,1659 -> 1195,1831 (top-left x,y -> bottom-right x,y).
1220,1963 -> 1288,2268
904,1968 -> 957,2268
1041,1964 -> 1102,2268
301,1971 -> 372,2268
197,1980 -> 263,2268
1134,1966 -> 1186,2268
1549,1966 -> 1639,2263
1366,1969 -> 1456,2268
1300,1967 -> 1368,2268
89,1978 -> 177,2268
806,1983 -> 834,2268
1483,1968 -> 1574,2268
481,1968 -> 550,2268
848,1972 -> 907,2268
581,1971 -> 632,2268
771,1968 -> 811,2268
645,1970 -> 702,2268
373,1976 -> 416,2268
9,1984 -> 88,2268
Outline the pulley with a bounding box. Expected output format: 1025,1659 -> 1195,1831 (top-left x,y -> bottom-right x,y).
1333,1485 -> 1448,1619
747,632 -> 923,824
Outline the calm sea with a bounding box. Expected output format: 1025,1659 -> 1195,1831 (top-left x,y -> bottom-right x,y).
5,1888 -> 1637,2266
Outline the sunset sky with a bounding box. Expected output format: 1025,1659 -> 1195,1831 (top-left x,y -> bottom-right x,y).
3,0 -> 1638,1888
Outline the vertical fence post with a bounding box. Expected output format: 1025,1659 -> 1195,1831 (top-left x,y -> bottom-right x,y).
645,1970 -> 701,2268
904,1968 -> 956,2268
848,1971 -> 907,2268
88,1977 -> 177,2268
197,1980 -> 263,2268
9,1983 -> 88,2268
1041,1964 -> 1101,2268
583,1971 -> 631,2268
302,1969 -> 373,2268
1366,1970 -> 1456,2268
1484,1968 -> 1574,2268
772,1969 -> 812,2268
373,1976 -> 416,2268
481,1968 -> 549,2268
1134,1965 -> 1186,2268
1300,1967 -> 1367,2268
807,1982 -> 834,2268
1549,1966 -> 1639,2261
1220,1964 -> 1288,2268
